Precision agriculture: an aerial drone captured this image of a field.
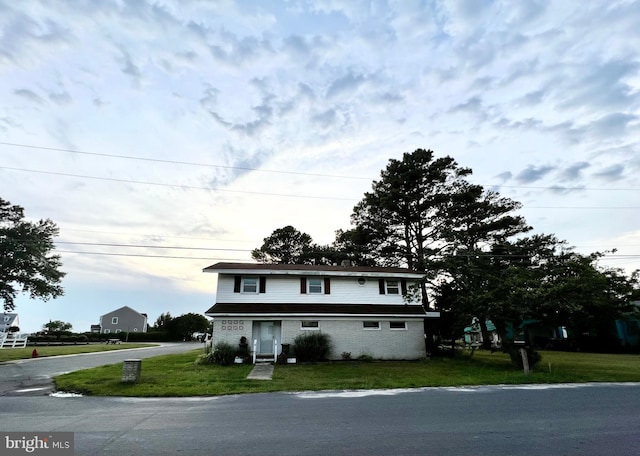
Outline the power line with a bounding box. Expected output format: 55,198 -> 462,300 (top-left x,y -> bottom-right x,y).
57,250 -> 251,261
54,241 -> 252,251
59,227 -> 254,243
56,250 -> 640,261
52,227 -> 640,250
3,166 -> 640,209
496,184 -> 640,192
522,206 -> 640,209
0,166 -> 354,201
0,141 -> 370,181
3,141 -> 640,192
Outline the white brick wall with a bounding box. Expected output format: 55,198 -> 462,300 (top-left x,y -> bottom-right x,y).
213,318 -> 426,360
211,318 -> 252,348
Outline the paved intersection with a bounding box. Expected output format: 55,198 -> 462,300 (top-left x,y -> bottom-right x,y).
0,342 -> 200,396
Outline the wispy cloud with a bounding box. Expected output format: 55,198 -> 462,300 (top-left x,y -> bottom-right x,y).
515,165 -> 556,184
13,88 -> 44,104
592,164 -> 625,182
559,162 -> 590,181
326,71 -> 367,98
49,90 -> 72,105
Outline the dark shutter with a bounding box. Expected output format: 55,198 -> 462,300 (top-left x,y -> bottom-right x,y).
259,276 -> 266,293
234,276 -> 241,293
300,277 -> 307,294
378,279 -> 386,294
324,278 -> 331,294
401,279 -> 407,295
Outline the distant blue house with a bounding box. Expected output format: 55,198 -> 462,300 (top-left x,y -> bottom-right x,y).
615,301 -> 640,349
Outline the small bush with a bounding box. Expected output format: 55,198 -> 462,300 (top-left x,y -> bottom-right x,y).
341,352 -> 352,360
357,354 -> 374,362
293,332 -> 332,362
195,353 -> 215,365
212,342 -> 236,366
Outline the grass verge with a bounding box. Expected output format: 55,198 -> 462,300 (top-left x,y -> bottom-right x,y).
0,343 -> 157,362
54,349 -> 640,397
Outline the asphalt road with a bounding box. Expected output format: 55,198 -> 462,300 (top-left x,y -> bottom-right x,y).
0,383 -> 639,455
0,342 -> 201,396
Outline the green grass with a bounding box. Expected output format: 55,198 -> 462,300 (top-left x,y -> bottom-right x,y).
0,343 -> 156,362
54,349 -> 640,397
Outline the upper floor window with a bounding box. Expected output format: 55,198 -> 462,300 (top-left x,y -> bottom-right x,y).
378,279 -> 407,295
386,280 -> 400,294
112,317 -> 118,325
308,278 -> 323,294
242,277 -> 258,293
234,276 -> 266,293
300,277 -> 331,294
301,321 -> 319,330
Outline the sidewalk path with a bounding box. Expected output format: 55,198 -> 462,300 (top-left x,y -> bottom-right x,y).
247,363 -> 273,380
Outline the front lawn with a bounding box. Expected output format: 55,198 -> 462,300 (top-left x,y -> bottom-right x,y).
54,349 -> 640,397
0,343 -> 157,362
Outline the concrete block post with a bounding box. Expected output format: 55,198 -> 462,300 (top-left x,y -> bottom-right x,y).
121,359 -> 142,383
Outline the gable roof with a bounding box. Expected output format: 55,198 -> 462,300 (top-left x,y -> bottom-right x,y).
203,262 -> 424,278
100,306 -> 147,319
0,313 -> 19,331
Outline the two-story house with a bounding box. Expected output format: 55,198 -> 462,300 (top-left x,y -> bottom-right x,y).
99,306 -> 148,334
203,262 -> 439,360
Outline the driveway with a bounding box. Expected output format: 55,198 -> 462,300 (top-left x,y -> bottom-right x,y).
0,342 -> 201,396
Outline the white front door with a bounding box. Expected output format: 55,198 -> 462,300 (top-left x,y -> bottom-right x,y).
259,321 -> 275,354
253,321 -> 281,355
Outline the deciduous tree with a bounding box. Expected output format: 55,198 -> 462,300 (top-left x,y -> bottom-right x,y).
166,313 -> 210,340
0,198 -> 65,311
42,320 -> 72,333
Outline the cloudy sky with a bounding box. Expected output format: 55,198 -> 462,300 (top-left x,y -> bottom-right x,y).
2,0 -> 639,333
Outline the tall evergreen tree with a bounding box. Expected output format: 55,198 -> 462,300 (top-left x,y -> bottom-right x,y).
348,149 -> 529,309
251,226 -> 315,264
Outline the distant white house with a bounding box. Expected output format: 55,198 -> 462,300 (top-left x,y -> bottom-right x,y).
0,313 -> 20,334
98,306 -> 148,334
204,262 -> 440,360
1,313 -> 28,348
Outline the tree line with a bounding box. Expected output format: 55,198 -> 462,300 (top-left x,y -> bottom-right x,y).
251,149 -> 640,355
37,313 -> 209,342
